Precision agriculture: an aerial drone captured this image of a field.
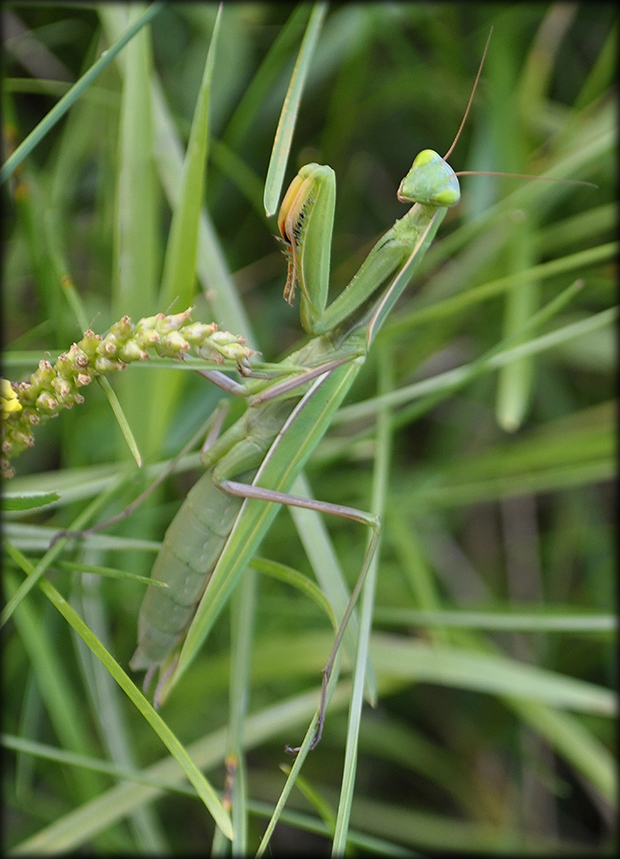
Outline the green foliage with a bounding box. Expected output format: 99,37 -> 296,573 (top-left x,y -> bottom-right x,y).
2,3 -> 616,854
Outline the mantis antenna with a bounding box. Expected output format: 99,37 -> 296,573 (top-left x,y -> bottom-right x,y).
443,26 -> 493,162
444,26 -> 595,190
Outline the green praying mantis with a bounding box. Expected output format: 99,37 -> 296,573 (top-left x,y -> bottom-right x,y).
127,33 -> 589,751
129,75 -> 479,754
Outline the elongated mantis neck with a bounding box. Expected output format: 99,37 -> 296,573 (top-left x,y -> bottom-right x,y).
365,205 -> 447,347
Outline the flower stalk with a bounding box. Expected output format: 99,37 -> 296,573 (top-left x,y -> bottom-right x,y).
1,308 -> 254,478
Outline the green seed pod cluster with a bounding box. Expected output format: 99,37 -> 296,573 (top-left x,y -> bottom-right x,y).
1,308 -> 254,478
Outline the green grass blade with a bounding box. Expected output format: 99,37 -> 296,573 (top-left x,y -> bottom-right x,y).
2,489 -> 120,628
335,306 -> 617,427
508,699 -> 616,803
287,475 -> 364,670
5,572 -> 108,800
2,491 -> 59,512
372,608 -> 615,633
387,241 -> 616,335
263,2 -> 328,216
150,75 -> 255,343
0,2 -> 164,184
333,350 -> 394,852
369,635 -> 615,715
158,4 -> 223,313
98,6 -> 160,471
56,560 -> 168,587
250,557 -> 338,630
7,546 -> 233,840
10,684 -> 354,854
256,669 -> 344,856
224,566 -> 256,854
95,375 -> 143,467
221,4 -> 310,154
147,5 -> 224,456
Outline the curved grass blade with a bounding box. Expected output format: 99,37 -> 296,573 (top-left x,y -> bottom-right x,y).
249,557 -> 338,631
1,1 -> 165,185
147,4 -> 224,458
2,488 -> 122,628
263,2 -> 328,216
2,491 -> 59,512
332,350 -> 394,852
9,684 -> 354,854
157,3 -> 223,313
6,545 -> 233,840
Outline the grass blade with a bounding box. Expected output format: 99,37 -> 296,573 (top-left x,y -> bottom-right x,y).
0,2 -> 165,184
263,2 -> 328,216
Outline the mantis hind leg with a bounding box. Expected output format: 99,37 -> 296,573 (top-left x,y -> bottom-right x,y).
215,475 -> 380,752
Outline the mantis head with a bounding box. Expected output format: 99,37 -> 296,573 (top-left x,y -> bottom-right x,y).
397,149 -> 461,207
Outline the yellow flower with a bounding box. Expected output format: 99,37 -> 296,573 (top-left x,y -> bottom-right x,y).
1,379 -> 22,415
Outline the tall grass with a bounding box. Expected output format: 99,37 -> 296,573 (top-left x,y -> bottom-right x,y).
3,3 -> 616,854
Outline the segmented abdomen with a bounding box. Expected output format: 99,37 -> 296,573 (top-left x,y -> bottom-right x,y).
129,468 -> 243,671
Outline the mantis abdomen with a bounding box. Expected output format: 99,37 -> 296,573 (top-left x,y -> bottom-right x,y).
130,394 -> 299,675
129,468 -> 246,671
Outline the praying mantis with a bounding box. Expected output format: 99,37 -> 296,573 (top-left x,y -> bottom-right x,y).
129,60 -> 479,750
127,24 -> 594,751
